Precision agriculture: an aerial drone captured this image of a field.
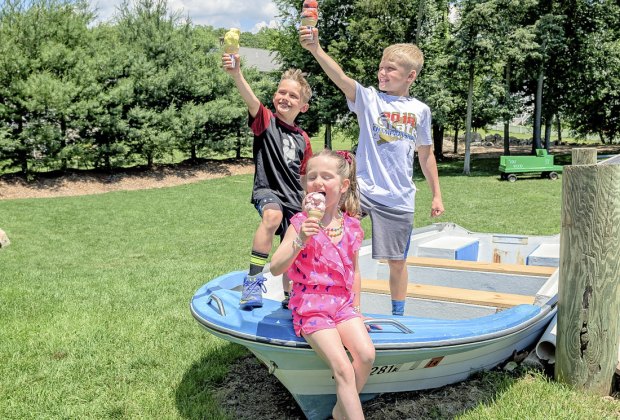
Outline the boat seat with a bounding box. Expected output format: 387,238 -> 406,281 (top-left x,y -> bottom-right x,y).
380,256 -> 557,277
361,279 -> 535,309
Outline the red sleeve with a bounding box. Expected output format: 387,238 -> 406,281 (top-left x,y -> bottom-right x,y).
299,132 -> 313,175
248,103 -> 271,136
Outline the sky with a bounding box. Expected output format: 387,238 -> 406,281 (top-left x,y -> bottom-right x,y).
89,0 -> 281,33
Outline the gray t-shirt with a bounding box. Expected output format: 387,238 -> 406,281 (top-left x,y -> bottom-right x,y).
347,83 -> 432,212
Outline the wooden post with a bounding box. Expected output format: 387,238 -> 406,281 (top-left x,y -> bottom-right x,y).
571,148 -> 597,165
555,159 -> 620,395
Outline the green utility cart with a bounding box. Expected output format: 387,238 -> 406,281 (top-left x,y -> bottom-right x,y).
499,149 -> 564,182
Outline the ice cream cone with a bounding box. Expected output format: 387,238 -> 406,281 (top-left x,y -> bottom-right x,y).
223,28 -> 240,68
301,5 -> 318,40
307,209 -> 324,220
304,192 -> 326,220
300,17 -> 318,27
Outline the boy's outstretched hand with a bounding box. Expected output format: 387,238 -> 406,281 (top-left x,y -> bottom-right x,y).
299,27 -> 318,51
221,53 -> 240,73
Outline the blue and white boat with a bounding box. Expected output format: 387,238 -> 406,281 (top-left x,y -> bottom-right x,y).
191,223 -> 559,420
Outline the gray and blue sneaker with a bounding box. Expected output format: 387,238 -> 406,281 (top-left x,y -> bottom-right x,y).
239,274 -> 267,310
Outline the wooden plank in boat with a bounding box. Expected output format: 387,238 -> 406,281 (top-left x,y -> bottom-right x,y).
361,279 -> 535,309
380,256 -> 557,277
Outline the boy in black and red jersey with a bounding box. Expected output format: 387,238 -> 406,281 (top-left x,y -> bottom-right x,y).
223,53 -> 313,310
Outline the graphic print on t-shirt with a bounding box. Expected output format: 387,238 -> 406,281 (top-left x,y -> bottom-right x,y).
282,133 -> 297,166
373,111 -> 418,145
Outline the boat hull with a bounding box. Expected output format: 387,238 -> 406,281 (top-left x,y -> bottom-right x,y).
194,298 -> 555,419
190,223 -> 559,420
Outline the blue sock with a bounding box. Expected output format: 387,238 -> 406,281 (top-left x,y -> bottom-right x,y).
392,300 -> 405,316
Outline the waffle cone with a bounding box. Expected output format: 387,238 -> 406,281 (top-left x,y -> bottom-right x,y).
307,210 -> 324,220
301,17 -> 317,27
224,45 -> 238,54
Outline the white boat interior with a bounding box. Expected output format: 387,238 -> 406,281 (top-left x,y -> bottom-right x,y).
263,222 -> 560,320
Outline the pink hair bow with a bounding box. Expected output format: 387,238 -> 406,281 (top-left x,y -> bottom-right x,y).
335,150 -> 353,164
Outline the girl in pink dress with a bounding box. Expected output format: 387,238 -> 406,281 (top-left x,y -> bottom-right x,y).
270,149 -> 375,420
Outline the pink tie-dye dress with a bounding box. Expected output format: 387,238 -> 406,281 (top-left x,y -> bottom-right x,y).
287,212 -> 364,337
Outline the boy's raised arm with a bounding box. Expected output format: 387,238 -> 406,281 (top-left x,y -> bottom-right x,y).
299,27 -> 357,103
222,53 -> 261,118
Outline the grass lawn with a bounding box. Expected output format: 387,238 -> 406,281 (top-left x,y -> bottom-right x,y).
1,160 -> 619,419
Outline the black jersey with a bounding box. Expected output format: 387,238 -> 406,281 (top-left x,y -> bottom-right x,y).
249,104 -> 312,211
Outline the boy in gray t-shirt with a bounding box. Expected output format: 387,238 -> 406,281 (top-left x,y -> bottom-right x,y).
300,29 -> 444,316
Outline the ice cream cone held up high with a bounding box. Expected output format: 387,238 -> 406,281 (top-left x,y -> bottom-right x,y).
223,28 -> 240,68
304,191 -> 326,220
301,0 -> 318,40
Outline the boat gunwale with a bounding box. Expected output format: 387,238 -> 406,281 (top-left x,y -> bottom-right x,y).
189,297 -> 557,351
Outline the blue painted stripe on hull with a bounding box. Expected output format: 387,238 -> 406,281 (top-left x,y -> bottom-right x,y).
292,393 -> 378,420
191,271 -> 552,348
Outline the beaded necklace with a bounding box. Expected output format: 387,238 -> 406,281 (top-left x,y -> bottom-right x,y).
319,211 -> 344,238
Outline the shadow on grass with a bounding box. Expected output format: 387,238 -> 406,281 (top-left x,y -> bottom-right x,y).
177,341 -> 534,420
175,342 -> 248,420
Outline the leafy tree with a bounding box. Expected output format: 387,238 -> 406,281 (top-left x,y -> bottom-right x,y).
450,0 -> 504,174
241,27 -> 280,49
560,0 -> 620,144
490,0 -> 538,155
0,0 -> 94,174
273,0 -> 455,150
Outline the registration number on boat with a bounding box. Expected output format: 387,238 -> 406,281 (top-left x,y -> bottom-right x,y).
369,364 -> 400,375
369,357 -> 445,376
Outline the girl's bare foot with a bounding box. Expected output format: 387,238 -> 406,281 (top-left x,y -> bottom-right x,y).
331,401 -> 342,420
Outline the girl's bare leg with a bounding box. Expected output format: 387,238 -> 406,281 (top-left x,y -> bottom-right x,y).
337,317 -> 376,393
303,329 -> 365,420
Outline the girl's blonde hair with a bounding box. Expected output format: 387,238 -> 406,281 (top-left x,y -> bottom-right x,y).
308,149 -> 360,217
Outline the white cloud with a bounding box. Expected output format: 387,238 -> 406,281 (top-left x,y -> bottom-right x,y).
253,19 -> 279,33
89,0 -> 280,33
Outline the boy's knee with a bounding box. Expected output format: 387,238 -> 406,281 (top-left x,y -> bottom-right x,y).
387,259 -> 406,270
261,210 -> 283,231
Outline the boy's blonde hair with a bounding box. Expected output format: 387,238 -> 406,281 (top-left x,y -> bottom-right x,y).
281,68 -> 313,104
382,44 -> 424,76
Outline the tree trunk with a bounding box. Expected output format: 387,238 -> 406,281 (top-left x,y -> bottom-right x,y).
415,0 -> 426,44
533,41 -> 546,154
17,121 -> 27,175
60,117 -> 67,171
236,126 -> 242,159
503,61 -> 511,156
324,122 -> 332,150
503,122 -> 510,156
453,126 -> 459,154
544,114 -> 553,152
190,144 -> 197,161
19,148 -> 28,175
557,115 -> 562,145
432,124 -> 444,161
463,64 -> 475,175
